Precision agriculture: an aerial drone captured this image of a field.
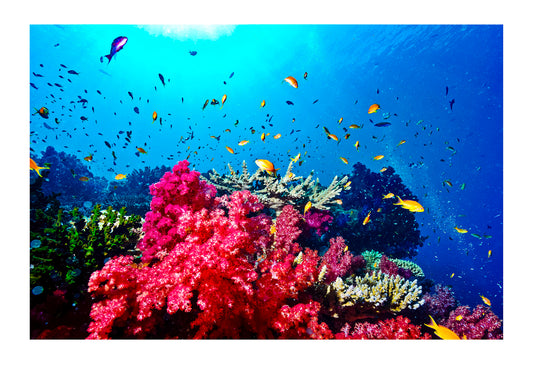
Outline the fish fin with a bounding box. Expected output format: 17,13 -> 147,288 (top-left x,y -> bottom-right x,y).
425,315 -> 438,330
105,54 -> 112,64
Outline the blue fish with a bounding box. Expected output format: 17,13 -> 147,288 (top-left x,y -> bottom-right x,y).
374,122 -> 391,127
189,50 -> 197,56
101,36 -> 128,64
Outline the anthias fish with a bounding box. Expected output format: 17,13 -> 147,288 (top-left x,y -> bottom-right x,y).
102,36 -> 128,64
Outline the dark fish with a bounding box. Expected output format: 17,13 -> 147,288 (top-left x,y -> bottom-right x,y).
128,91 -> 133,100
60,64 -> 67,68
202,99 -> 209,110
43,122 -> 54,130
80,116 -> 88,121
159,117 -> 162,125
53,43 -> 59,47
223,81 -> 227,85
374,122 -> 391,127
445,86 -> 449,96
211,99 -> 219,105
133,106 -> 139,114
54,83 -> 63,87
105,141 -> 111,148
449,99 -> 455,110
189,50 -> 197,56
377,88 -> 379,94
30,83 -> 38,89
158,73 -> 165,86
96,90 -> 102,95
32,72 -> 43,77
312,99 -> 319,104
286,101 -> 294,105
67,70 -> 79,75
229,72 -> 234,78
181,97 -> 184,103
102,36 -> 128,64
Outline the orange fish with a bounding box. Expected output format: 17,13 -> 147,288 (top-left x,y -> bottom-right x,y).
260,100 -> 266,108
354,141 -> 359,151
261,133 -> 266,142
137,147 -> 147,154
373,155 -> 384,160
79,176 -> 90,182
273,133 -> 281,139
454,226 -> 468,234
84,154 -> 93,161
344,133 -> 350,140
30,158 -> 50,177
225,146 -> 234,154
338,117 -> 343,124
238,140 -> 249,146
115,174 -> 127,180
33,107 -> 50,119
221,94 -> 227,108
394,196 -> 424,212
340,157 -> 348,164
327,133 -> 339,142
397,140 -> 406,146
255,159 -> 279,175
382,193 -> 395,199
380,167 -> 388,173
152,111 -> 157,123
202,99 -> 209,110
304,201 -> 312,215
349,124 -> 362,129
368,104 -> 380,114
425,315 -> 464,340
284,76 -> 298,88
480,295 -> 491,306
362,210 -> 372,225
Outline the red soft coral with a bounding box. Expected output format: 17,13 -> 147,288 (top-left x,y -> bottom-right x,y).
336,316 -> 431,339
318,236 -> 356,284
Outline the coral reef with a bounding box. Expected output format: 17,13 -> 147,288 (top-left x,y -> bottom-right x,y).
361,249 -> 424,278
335,163 -> 426,259
421,284 -> 458,323
30,203 -> 143,338
336,316 -> 432,339
441,305 -> 503,339
203,160 -> 349,215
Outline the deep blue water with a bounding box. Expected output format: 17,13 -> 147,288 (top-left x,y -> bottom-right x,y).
29,24 -> 503,318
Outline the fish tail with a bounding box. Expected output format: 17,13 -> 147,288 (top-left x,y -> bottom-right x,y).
105,54 -> 112,64
393,196 -> 403,205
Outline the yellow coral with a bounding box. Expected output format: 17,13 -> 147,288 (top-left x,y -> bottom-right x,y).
329,271 -> 424,313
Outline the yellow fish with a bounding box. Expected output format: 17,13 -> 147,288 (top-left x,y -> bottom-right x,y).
380,167 -> 387,173
354,140 -> 359,151
349,124 -> 361,129
373,155 -> 384,160
255,159 -> 279,175
338,117 -> 343,124
454,226 -> 468,234
425,315 -> 464,340
382,193 -> 395,199
450,273 -> 455,278
304,201 -> 312,215
225,146 -> 234,154
394,196 -> 424,212
340,157 -> 348,164
455,315 -> 463,321
261,132 -> 266,142
260,100 -> 266,108
327,133 -> 339,142
362,210 -> 371,225
397,140 -> 406,146
221,94 -> 227,108
152,111 -> 157,123
488,249 -> 492,258
291,153 -> 301,162
343,180 -> 351,189
30,158 -> 50,177
334,199 -> 342,205
238,140 -> 249,146
480,295 -> 491,306
115,174 -> 127,180
273,133 -> 281,139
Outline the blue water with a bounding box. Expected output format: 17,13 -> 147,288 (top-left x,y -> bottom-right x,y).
29,24 -> 503,318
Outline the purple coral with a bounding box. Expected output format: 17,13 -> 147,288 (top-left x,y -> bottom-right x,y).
422,284 -> 458,323
442,305 -> 503,339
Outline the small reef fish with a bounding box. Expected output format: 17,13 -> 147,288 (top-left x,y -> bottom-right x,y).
261,133 -> 266,142
286,100 -> 294,105
304,201 -> 312,215
30,158 -> 50,177
338,117 -> 343,124
349,124 -> 362,129
238,140 -> 249,146
303,72 -> 308,80
480,295 -> 491,306
158,73 -> 165,86
260,100 -> 266,108
444,180 -> 453,187
273,133 -> 281,139
425,315 -> 464,340
115,174 -> 127,180
362,210 -> 372,225
137,147 -> 147,154
455,315 -> 463,321
84,154 -> 93,161
354,141 -> 359,151
488,249 -> 492,258
33,107 -> 49,119
327,133 -> 339,142
397,140 -> 406,146
189,50 -> 197,56
284,76 -> 298,88
382,193 -> 395,199
211,99 -> 219,105
221,94 -> 227,108
102,36 -> 128,64
79,176 -> 90,182
340,157 -> 348,164
255,159 -> 279,175
225,146 -> 234,154
343,181 -> 351,189
450,273 -> 455,278
374,122 -> 391,127
152,111 -> 157,123
202,99 -> 209,110
394,196 -> 424,212
373,155 -> 384,160
454,226 -> 468,234
291,153 -> 301,162
368,104 -> 380,114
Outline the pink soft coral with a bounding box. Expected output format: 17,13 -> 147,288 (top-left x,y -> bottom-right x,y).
336,316 -> 432,339
442,305 -> 503,339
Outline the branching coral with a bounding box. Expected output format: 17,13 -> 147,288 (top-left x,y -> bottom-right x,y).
328,271 -> 425,313
203,160 -> 349,215
361,250 -> 424,278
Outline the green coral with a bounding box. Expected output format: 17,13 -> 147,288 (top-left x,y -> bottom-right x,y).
30,204 -> 143,301
328,271 -> 425,313
203,160 -> 349,215
360,250 -> 424,277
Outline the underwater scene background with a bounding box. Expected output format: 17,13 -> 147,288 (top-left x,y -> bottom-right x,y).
28,24 -> 503,340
